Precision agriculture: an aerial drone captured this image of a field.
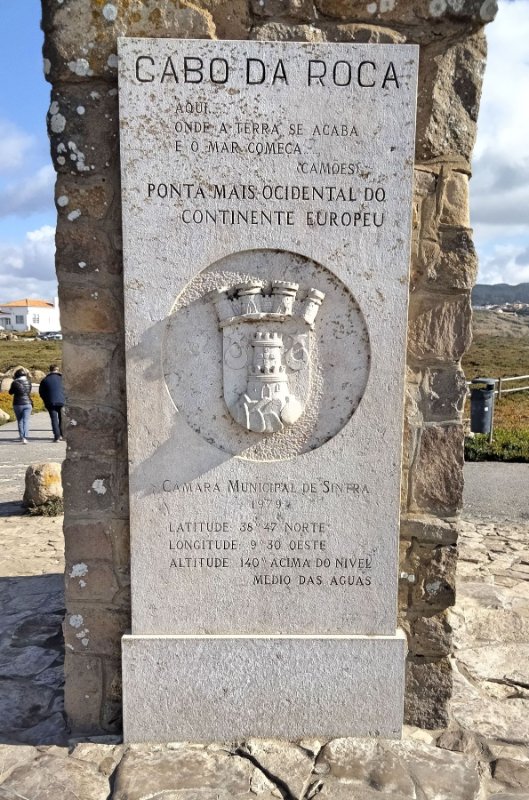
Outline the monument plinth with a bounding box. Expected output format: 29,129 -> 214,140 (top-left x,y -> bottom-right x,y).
118,38 -> 418,741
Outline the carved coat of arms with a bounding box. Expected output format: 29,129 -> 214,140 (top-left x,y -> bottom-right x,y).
210,280 -> 325,434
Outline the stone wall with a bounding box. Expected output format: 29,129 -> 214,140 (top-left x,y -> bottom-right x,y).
42,0 -> 497,734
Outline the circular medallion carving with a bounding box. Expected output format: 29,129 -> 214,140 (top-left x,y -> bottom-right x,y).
163,249 -> 370,461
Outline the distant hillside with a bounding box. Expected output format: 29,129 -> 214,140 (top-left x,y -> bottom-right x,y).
472,283 -> 529,306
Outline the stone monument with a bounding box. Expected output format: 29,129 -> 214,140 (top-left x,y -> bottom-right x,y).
118,38 -> 418,741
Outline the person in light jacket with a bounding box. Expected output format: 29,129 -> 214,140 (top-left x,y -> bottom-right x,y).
9,368 -> 32,443
39,364 -> 65,442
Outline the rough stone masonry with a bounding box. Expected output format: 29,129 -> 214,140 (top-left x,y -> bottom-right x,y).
42,0 -> 497,735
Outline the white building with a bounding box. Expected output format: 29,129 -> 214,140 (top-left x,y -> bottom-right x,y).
0,298 -> 61,333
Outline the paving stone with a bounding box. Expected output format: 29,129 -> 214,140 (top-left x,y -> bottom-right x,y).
0,753 -> 109,800
241,739 -> 315,798
112,745 -> 276,799
314,737 -> 482,799
0,745 -> 38,782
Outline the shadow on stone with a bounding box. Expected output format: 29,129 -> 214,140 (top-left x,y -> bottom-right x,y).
0,573 -> 68,745
0,501 -> 27,518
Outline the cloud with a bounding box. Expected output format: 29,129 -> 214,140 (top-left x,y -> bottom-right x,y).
0,226 -> 56,291
0,119 -> 34,173
472,1 -> 529,164
0,274 -> 57,304
515,246 -> 529,266
477,241 -> 529,285
471,162 -> 529,226
470,0 -> 529,283
0,165 -> 55,218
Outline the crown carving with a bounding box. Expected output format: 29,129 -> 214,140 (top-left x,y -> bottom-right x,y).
210,281 -> 325,328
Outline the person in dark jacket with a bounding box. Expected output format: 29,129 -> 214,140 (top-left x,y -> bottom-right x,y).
39,364 -> 65,442
9,368 -> 32,443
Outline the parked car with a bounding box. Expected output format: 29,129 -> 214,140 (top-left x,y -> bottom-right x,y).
37,331 -> 62,340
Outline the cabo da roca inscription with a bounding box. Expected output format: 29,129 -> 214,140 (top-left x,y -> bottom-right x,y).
119,39 -> 418,741
211,280 -> 324,434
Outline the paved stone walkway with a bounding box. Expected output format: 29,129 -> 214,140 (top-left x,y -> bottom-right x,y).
1,469 -> 528,796
0,413 -> 66,515
464,462 -> 529,522
0,514 -> 527,798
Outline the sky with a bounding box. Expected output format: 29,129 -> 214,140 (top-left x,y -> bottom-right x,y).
0,0 -> 527,302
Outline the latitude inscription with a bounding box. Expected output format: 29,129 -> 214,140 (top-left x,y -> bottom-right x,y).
119,38 -> 418,740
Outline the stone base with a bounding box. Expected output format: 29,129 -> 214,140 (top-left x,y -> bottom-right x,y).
122,633 -> 406,742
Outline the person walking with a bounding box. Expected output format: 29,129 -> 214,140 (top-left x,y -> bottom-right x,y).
9,368 -> 33,443
39,364 -> 65,442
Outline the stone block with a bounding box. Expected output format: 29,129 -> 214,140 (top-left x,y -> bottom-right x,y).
48,86 -> 118,176
416,33 -> 487,163
405,657 -> 452,728
251,0 -> 316,21
253,22 -> 326,40
62,337 -> 124,405
42,0 -> 215,84
412,168 -> 438,247
408,610 -> 453,657
112,745 -> 269,800
55,221 -> 122,282
0,752 -> 110,799
64,404 -> 127,456
23,462 -> 63,507
64,520 -> 114,563
122,634 -> 406,740
314,736 -> 481,800
65,604 -> 130,657
55,178 -> 115,223
101,658 -> 123,732
63,517 -> 130,590
0,746 -> 38,783
323,23 -> 406,43
493,757 -> 529,790
314,0 -> 496,31
66,559 -> 120,603
197,0 -> 250,38
64,653 -> 104,733
419,366 -> 468,422
401,514 -> 459,545
59,284 -> 123,335
410,541 -> 457,611
410,424 -> 464,515
241,740 -> 316,799
407,293 -> 472,364
62,456 -> 128,517
415,230 -> 478,292
440,171 -> 470,227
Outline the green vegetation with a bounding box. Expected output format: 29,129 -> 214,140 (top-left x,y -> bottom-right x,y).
27,497 -> 64,516
462,310 -> 529,460
0,391 -> 46,422
465,429 -> 529,462
0,339 -> 62,375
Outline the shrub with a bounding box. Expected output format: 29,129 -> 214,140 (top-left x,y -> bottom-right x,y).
465,428 -> 529,463
0,391 -> 46,424
27,496 -> 64,516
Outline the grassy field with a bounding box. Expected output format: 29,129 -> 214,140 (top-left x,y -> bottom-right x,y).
0,339 -> 62,375
462,310 -> 529,461
462,311 -> 529,432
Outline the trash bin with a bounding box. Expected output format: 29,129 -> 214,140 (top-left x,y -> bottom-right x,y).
470,378 -> 496,434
